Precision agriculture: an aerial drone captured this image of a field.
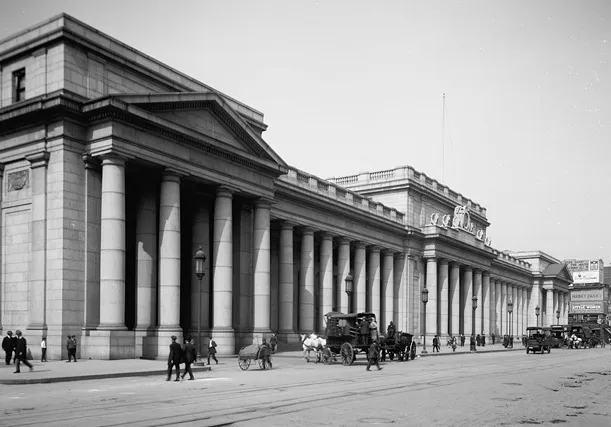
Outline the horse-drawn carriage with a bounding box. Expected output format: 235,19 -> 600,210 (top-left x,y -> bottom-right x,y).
380,331 -> 416,361
568,325 -> 597,349
237,342 -> 273,370
322,311 -> 376,365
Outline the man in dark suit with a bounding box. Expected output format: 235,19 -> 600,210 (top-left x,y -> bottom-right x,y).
181,336 -> 197,381
366,340 -> 382,371
2,331 -> 13,365
14,330 -> 33,373
167,335 -> 182,382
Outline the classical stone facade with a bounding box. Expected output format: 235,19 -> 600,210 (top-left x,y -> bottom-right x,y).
0,14 -> 572,359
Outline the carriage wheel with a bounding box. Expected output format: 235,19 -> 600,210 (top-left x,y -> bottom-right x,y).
322,348 -> 333,365
238,358 -> 251,371
410,342 -> 416,360
340,343 -> 354,366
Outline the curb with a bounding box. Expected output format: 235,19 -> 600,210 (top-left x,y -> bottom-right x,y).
0,365 -> 212,385
418,347 -> 523,357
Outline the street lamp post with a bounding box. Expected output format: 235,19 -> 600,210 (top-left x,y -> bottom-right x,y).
471,296 -> 478,351
535,305 -> 540,328
194,246 -> 207,358
421,287 -> 429,355
556,309 -> 560,325
345,273 -> 354,313
508,299 -> 514,348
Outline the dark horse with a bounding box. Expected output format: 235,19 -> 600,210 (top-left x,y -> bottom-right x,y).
379,332 -> 410,361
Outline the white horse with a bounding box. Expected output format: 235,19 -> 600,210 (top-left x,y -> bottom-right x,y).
300,333 -> 327,362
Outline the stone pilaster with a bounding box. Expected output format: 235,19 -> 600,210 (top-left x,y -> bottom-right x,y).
135,175 -> 158,358
381,250 -> 394,331
512,285 -> 518,336
278,222 -> 294,337
82,156 -> 101,332
495,280 -> 502,336
189,192 -> 211,356
425,258 -> 438,337
354,242 -> 366,313
253,200 -> 271,338
482,273 -> 490,336
501,282 -> 508,335
368,246 -> 381,316
473,270 -> 482,336
237,204 -> 253,344
299,227 -> 315,332
438,259 -> 449,337
337,238 -> 350,313
212,186 -> 235,353
26,151 -> 50,335
319,233 -> 333,334
449,263 -> 460,335
462,267 -> 473,336
392,253 -> 405,330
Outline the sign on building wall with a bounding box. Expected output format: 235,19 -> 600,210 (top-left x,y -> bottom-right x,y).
565,259 -> 604,284
570,302 -> 603,314
571,289 -> 604,301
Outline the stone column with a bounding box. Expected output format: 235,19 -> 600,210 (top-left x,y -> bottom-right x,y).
449,263 -> 460,335
393,253 -> 406,329
299,228 -> 315,332
279,222 -> 295,337
381,250 -> 394,330
135,176 -> 158,357
98,156 -> 127,330
462,267 -> 473,336
560,292 -> 566,324
500,282 -> 508,335
253,200 -> 271,338
495,280 -> 502,336
438,260 -> 449,337
27,152 -> 50,335
553,290 -> 559,326
482,272 -> 490,337
473,270 -> 482,336
319,233 -> 333,333
190,192 -> 211,356
354,242 -> 366,313
425,258 -> 438,337
212,186 -> 235,352
529,282 -> 542,327
368,247 -> 381,316
337,238 -> 350,313
158,172 -> 181,334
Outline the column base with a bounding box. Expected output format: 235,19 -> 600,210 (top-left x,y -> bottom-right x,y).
82,329 -> 135,360
135,327 -> 157,359
211,327 -> 236,356
142,328 -> 183,360
24,326 -> 47,362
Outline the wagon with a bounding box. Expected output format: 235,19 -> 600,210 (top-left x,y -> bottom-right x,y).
323,311 -> 402,366
237,342 -> 273,370
380,332 -> 416,361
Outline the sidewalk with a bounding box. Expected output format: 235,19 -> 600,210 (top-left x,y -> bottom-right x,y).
0,343 -> 521,385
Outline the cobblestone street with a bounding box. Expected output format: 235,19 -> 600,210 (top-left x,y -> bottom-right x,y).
2,348 -> 609,426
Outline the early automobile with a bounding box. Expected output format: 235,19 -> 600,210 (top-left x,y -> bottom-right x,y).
525,326 -> 553,354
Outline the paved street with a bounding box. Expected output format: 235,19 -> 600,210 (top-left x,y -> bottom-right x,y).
1,348 -> 610,427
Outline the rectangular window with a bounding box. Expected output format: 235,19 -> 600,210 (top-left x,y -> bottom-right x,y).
13,68 -> 26,102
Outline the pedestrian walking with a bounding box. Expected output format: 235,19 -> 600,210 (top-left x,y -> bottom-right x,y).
491,332 -> 496,345
432,335 -> 439,353
476,334 -> 481,347
270,333 -> 278,354
181,336 -> 196,381
451,335 -> 457,352
13,330 -> 33,373
366,340 -> 382,371
470,335 -> 477,352
166,335 -> 182,381
2,331 -> 13,365
67,335 -> 77,362
460,334 -> 465,347
41,337 -> 47,362
207,336 -> 218,365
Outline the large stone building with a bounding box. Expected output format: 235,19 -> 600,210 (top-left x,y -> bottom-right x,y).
0,14 -> 572,359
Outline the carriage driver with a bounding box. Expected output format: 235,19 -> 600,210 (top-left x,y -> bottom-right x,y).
360,317 -> 371,346
387,321 -> 396,339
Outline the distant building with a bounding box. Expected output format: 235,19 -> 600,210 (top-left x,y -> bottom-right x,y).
564,259 -> 610,331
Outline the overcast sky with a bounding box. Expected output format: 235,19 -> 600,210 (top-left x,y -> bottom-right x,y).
1,0 -> 610,264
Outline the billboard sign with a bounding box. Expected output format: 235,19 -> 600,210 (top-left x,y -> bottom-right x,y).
565,259 -> 604,284
571,289 -> 604,301
570,301 -> 603,314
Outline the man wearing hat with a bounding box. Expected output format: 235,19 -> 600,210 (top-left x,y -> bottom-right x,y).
181,336 -> 197,381
2,330 -> 14,365
167,335 -> 182,382
14,330 -> 33,373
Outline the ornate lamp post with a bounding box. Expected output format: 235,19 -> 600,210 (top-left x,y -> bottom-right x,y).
345,273 -> 354,313
194,246 -> 207,358
556,308 -> 560,325
507,299 -> 514,348
421,287 -> 429,355
535,305 -> 540,328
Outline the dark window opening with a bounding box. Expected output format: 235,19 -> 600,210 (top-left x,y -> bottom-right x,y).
13,68 -> 26,102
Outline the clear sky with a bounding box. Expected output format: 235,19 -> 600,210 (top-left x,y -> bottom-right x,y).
1,0 -> 610,263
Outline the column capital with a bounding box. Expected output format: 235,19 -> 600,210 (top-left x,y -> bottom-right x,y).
464,266 -> 473,272
100,154 -> 127,167
26,151 -> 50,169
254,197 -> 274,209
438,258 -> 449,266
367,245 -> 382,253
216,185 -> 235,199
482,271 -> 490,278
279,221 -> 296,231
301,226 -> 315,236
354,241 -> 367,249
337,236 -> 351,245
381,248 -> 395,256
82,154 -> 101,170
394,252 -> 405,260
320,231 -> 334,241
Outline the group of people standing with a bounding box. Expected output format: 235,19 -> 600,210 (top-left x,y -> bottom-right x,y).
2,330 -> 34,373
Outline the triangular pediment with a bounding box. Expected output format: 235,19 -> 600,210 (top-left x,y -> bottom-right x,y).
108,92 -> 288,172
542,263 -> 573,283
